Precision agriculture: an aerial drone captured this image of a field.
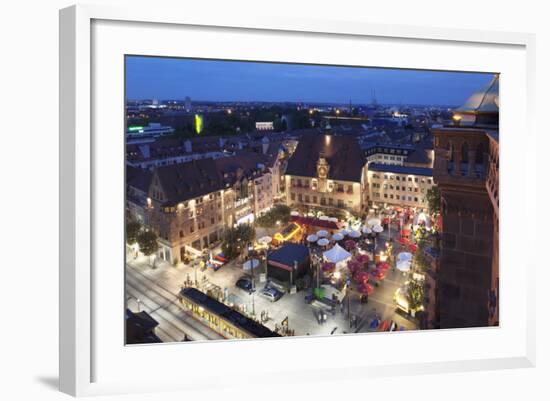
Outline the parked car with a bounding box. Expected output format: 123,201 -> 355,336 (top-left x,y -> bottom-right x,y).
259,286 -> 284,302
235,277 -> 255,293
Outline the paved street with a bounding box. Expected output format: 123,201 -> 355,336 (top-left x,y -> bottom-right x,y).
125,218 -> 417,342
126,263 -> 224,342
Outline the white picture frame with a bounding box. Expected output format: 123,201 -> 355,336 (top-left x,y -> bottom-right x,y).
59,4 -> 536,397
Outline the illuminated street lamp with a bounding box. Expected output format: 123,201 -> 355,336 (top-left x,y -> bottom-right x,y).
452,114 -> 462,126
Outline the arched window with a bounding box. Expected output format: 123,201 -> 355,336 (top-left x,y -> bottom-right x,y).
475,142 -> 485,164
461,142 -> 469,164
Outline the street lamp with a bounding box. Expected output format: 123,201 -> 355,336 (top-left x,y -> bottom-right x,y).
371,224 -> 384,262
126,296 -> 142,312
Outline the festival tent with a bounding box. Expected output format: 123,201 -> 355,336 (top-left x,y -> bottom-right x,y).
317,238 -> 330,247
323,243 -> 352,268
332,233 -> 344,241
396,260 -> 412,272
367,218 -> 381,226
306,234 -> 319,243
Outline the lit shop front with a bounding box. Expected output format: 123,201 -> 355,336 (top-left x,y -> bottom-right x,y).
179,287 -> 280,339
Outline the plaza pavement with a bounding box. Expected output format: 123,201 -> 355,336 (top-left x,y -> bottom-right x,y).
125,220 -> 418,342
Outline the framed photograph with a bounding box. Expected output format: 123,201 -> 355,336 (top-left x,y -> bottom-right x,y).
60,4 -> 536,397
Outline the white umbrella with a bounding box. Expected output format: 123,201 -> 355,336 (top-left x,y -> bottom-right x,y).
368,218 -> 381,227
328,217 -> 339,223
332,233 -> 344,241
372,224 -> 384,233
258,236 -> 272,245
397,252 -> 413,262
307,234 -> 319,242
349,230 -> 361,238
396,260 -> 412,272
290,211 -> 300,216
317,238 -> 330,247
361,226 -> 372,234
319,215 -> 329,221
243,259 -> 260,270
317,230 -> 329,238
340,229 -> 351,236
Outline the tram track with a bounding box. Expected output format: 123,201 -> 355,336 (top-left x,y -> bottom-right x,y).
126,265 -> 224,341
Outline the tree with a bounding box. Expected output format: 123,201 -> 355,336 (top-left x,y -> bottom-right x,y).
221,224 -> 256,260
255,204 -> 291,228
126,219 -> 142,245
426,185 -> 441,215
407,277 -> 424,315
137,230 -> 159,266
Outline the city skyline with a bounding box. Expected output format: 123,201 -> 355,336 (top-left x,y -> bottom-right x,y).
125,56 -> 495,106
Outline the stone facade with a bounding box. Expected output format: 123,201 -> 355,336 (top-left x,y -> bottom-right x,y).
432,127 -> 498,328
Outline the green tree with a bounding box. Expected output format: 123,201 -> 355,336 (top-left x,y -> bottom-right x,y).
221,224 -> 256,260
137,230 -> 159,266
256,204 -> 291,228
426,185 -> 441,214
126,219 -> 142,245
407,277 -> 424,314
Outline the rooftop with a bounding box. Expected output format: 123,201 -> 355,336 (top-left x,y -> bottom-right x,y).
286,134 -> 365,182
267,243 -> 310,267
368,163 -> 433,177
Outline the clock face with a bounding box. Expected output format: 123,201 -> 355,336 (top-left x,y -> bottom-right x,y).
318,166 -> 327,177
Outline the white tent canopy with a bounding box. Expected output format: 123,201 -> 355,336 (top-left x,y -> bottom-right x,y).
349,230 -> 361,238
367,218 -> 381,227
243,259 -> 260,270
317,238 -> 330,247
397,252 -> 413,262
372,224 -> 384,233
258,236 -> 272,245
306,234 -> 319,243
396,260 -> 412,272
323,243 -> 352,267
332,233 -> 344,241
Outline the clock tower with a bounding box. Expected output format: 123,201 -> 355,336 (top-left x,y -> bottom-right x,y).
317,153 -> 329,192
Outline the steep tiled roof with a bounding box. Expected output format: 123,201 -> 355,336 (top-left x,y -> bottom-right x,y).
285,134 -> 365,182
154,152 -> 271,205
155,159 -> 224,206
126,165 -> 152,192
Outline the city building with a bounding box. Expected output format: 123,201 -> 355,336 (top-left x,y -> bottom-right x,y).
126,309 -> 162,344
284,134 -> 368,215
255,121 -> 274,131
184,96 -> 192,112
366,164 -> 434,210
140,152 -> 275,263
431,74 -> 499,328
126,122 -> 175,144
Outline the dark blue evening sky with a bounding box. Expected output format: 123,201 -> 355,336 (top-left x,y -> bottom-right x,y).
125,56 -> 494,107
